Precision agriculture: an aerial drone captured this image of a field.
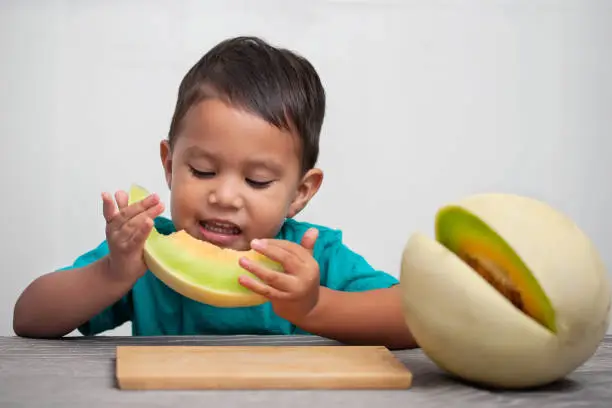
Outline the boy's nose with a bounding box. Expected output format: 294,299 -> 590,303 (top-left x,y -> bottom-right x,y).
208,182 -> 243,209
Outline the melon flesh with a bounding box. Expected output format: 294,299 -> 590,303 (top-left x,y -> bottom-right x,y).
128,184 -> 283,307
400,193 -> 611,389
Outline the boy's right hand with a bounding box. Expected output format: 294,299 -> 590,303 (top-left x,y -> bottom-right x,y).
102,190 -> 165,284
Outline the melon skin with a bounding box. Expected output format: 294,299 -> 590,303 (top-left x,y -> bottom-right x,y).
399,193 -> 611,389
127,184 -> 283,308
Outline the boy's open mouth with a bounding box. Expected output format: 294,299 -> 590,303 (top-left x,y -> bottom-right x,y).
199,220 -> 242,236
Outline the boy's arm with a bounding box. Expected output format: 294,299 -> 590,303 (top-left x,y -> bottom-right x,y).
14,190 -> 164,338
294,284 -> 417,350
13,255 -> 135,338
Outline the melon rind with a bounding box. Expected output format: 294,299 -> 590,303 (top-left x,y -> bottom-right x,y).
399,193 -> 611,389
128,184 -> 283,307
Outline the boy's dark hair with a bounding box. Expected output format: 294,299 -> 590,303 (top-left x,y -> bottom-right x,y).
168,36 -> 326,173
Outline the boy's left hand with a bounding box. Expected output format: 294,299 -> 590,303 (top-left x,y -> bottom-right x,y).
238,228 -> 320,324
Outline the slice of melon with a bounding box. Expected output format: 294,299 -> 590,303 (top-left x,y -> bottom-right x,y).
399,193 -> 611,389
128,184 -> 283,307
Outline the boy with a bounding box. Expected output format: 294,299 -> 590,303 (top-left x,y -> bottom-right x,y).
13,36 -> 416,350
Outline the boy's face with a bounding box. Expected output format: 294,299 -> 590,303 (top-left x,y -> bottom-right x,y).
160,98 -> 322,251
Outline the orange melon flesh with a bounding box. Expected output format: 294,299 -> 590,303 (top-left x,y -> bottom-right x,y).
128,184 -> 283,307
435,205 -> 557,333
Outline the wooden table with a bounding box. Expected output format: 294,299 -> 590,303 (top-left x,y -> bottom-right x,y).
2,334 -> 611,407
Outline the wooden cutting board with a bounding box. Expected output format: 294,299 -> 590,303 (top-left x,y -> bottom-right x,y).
116,345 -> 413,390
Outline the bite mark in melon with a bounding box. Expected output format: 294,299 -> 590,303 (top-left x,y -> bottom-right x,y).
128,184 -> 283,307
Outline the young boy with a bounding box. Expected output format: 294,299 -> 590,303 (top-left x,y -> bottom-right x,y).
13,36 -> 416,350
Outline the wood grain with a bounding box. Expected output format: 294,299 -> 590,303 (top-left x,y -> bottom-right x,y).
115,345 -> 413,390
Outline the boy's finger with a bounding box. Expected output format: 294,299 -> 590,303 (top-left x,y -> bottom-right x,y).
300,228 -> 319,253
250,240 -> 303,272
115,190 -> 129,209
141,202 -> 165,223
102,192 -> 118,223
237,275 -> 291,301
110,203 -> 163,249
116,212 -> 154,249
122,206 -> 159,237
113,193 -> 161,227
149,202 -> 165,219
117,203 -> 165,237
253,239 -> 310,265
239,256 -> 297,292
126,217 -> 154,248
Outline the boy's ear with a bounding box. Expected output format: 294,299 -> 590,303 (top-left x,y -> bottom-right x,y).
287,168 -> 324,218
160,139 -> 173,189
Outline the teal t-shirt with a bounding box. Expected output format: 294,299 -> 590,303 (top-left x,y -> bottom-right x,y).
60,216 -> 398,336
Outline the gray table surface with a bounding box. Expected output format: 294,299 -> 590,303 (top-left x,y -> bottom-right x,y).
1,334 -> 611,408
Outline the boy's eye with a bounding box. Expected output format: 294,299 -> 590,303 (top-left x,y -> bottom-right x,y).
190,166 -> 215,178
246,178 -> 273,189
189,166 -> 273,188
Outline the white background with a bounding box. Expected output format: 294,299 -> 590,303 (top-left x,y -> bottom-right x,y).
1,0 -> 611,336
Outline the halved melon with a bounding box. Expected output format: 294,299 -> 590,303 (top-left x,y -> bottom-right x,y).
399,193 -> 611,389
128,184 -> 283,307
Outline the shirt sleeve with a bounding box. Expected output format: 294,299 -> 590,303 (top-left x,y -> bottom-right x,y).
57,240 -> 132,336
315,230 -> 399,292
